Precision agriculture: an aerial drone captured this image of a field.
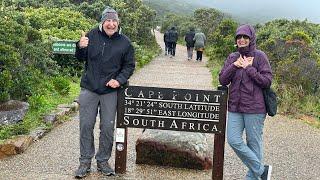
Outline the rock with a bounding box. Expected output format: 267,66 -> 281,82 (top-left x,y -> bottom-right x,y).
0,143 -> 16,159
0,100 -> 29,125
0,135 -> 33,159
136,129 -> 213,170
70,101 -> 79,111
43,102 -> 79,124
43,114 -> 56,124
56,108 -> 68,117
29,127 -> 47,141
43,108 -> 68,124
9,135 -> 33,154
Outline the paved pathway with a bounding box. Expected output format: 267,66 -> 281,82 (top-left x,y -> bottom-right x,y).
0,30 -> 319,180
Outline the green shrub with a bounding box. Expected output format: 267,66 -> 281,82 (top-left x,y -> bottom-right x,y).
0,123 -> 29,140
23,7 -> 95,75
9,67 -> 44,101
28,94 -> 51,112
300,94 -> 320,116
205,18 -> 237,63
52,76 -> 71,95
134,43 -> 160,68
286,31 -> 312,45
0,43 -> 20,102
277,58 -> 320,94
277,85 -> 304,113
0,70 -> 12,102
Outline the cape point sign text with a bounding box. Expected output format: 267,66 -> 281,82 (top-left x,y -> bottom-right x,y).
117,86 -> 228,134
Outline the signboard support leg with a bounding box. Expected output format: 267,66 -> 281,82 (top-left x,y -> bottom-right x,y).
212,134 -> 225,180
115,127 -> 128,174
212,86 -> 228,180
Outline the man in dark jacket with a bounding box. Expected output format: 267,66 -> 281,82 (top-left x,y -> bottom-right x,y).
184,27 -> 195,60
74,6 -> 135,178
167,26 -> 178,57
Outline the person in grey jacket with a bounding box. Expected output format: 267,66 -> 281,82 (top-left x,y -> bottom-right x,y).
74,6 -> 135,178
193,29 -> 206,61
219,24 -> 273,180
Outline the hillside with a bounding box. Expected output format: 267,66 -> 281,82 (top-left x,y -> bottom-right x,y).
143,0 -> 320,24
142,0 -> 203,17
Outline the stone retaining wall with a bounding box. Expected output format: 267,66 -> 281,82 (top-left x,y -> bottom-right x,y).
0,101 -> 79,159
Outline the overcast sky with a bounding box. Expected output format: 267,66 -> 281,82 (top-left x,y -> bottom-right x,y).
200,0 -> 320,23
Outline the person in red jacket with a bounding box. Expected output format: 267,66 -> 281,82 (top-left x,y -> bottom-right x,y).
219,24 -> 272,180
74,6 -> 135,178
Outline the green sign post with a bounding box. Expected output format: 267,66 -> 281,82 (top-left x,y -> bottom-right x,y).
52,40 -> 77,54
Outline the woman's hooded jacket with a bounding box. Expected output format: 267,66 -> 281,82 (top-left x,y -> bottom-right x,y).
219,24 -> 273,114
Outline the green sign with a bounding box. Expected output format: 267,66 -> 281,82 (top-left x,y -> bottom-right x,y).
52,40 -> 77,54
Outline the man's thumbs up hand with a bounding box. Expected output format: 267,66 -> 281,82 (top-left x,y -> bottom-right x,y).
79,31 -> 89,48
81,31 -> 86,37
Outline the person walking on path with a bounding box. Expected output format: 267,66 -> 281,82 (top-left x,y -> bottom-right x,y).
163,29 -> 170,56
193,29 -> 206,61
219,24 -> 273,180
184,27 -> 195,60
74,6 -> 135,178
167,26 -> 179,58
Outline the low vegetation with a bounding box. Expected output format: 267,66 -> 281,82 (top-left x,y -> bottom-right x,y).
158,8 -> 320,124
1,1 -> 319,141
0,0 -> 160,141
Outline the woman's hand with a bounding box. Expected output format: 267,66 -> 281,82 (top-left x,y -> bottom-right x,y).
239,56 -> 254,68
234,56 -> 244,68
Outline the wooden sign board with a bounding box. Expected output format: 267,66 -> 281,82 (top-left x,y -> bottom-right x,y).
115,85 -> 229,180
117,86 -> 227,134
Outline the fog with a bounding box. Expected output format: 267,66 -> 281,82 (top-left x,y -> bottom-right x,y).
194,0 -> 320,24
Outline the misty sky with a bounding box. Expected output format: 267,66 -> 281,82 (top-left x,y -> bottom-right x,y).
200,0 -> 320,23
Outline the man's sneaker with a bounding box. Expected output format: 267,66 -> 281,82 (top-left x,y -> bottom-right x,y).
97,161 -> 115,176
74,163 -> 91,179
261,165 -> 272,180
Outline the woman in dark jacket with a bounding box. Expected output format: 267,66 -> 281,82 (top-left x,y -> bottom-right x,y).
219,24 -> 273,180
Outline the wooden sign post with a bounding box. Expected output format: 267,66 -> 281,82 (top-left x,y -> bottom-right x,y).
212,85 -> 228,180
115,85 -> 228,179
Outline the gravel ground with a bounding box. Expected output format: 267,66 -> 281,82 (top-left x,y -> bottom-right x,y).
0,31 -> 319,180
